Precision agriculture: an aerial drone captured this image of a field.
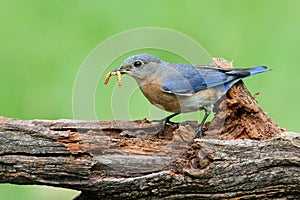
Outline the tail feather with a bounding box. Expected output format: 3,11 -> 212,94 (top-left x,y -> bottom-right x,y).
223,66 -> 269,90
225,66 -> 269,77
249,66 -> 269,76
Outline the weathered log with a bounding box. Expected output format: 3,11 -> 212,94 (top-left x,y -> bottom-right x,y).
0,117 -> 299,199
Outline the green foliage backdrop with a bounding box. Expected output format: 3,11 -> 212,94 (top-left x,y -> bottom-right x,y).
1,0 -> 299,199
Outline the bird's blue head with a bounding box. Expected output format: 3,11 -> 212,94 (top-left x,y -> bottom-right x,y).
112,54 -> 163,79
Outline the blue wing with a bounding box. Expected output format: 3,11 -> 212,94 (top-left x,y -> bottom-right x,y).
161,63 -> 268,96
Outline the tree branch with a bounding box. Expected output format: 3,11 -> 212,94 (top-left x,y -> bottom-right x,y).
0,117 -> 299,199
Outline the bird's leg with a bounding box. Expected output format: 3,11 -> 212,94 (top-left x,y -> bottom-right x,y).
189,109 -> 211,145
151,113 -> 179,133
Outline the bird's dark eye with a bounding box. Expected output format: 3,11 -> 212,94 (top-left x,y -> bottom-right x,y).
133,60 -> 144,67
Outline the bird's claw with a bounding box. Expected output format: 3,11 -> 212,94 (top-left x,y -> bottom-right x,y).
188,127 -> 204,145
150,119 -> 178,126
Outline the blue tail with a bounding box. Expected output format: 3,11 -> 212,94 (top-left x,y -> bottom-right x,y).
248,66 -> 269,76
223,66 -> 269,90
225,66 -> 269,77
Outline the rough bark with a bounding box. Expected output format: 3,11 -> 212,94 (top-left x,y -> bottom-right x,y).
0,117 -> 299,199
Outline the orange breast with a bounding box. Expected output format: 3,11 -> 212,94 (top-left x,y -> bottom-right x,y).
139,83 -> 181,113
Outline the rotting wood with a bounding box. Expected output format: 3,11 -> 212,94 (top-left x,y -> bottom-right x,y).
0,118 -> 299,199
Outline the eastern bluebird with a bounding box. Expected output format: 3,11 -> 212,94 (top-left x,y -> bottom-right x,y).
106,54 -> 268,143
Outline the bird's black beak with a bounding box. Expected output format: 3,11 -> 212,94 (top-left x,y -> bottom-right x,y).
112,64 -> 131,74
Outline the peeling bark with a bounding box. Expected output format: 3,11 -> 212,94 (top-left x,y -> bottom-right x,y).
0,118 -> 299,199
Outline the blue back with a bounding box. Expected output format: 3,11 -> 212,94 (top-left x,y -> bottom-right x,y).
162,63 -> 268,95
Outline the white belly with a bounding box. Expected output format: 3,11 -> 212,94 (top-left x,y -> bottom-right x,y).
176,85 -> 227,113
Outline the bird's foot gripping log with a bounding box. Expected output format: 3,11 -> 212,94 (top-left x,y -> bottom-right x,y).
104,54 -> 282,142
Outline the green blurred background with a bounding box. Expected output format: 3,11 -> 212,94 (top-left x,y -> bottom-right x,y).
1,0 -> 299,199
